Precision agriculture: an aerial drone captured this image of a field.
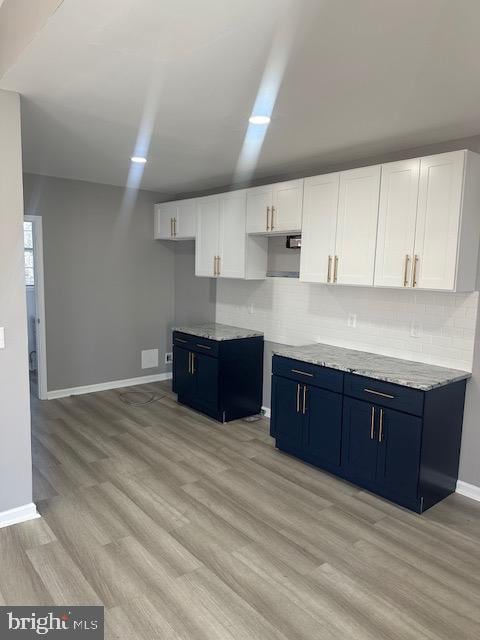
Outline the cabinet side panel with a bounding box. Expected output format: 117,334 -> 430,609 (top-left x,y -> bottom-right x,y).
221,337 -> 264,421
420,380 -> 466,510
456,151 -> 480,291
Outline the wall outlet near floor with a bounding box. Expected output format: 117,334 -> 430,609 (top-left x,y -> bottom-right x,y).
347,314 -> 357,328
141,348 -> 159,369
410,322 -> 422,338
165,351 -> 173,364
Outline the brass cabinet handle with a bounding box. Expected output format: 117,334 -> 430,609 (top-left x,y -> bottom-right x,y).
170,218 -> 173,237
188,351 -> 192,374
271,205 -> 275,230
302,385 -> 307,414
403,254 -> 410,287
266,206 -> 270,231
370,406 -> 375,440
191,352 -> 195,374
379,409 -> 384,443
291,369 -> 314,377
173,217 -> 177,237
412,255 -> 419,288
217,255 -> 221,276
296,383 -> 300,413
364,388 -> 395,399
196,344 -> 211,350
333,255 -> 339,283
327,255 -> 332,283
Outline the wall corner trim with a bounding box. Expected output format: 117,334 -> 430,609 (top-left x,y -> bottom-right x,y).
456,480 -> 480,503
0,503 -> 40,530
262,406 -> 271,418
46,372 -> 173,400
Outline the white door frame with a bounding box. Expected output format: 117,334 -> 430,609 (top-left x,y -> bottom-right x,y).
25,215 -> 48,400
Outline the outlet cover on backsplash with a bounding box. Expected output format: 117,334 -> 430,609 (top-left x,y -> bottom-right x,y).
348,314 -> 357,328
141,349 -> 159,369
410,322 -> 422,338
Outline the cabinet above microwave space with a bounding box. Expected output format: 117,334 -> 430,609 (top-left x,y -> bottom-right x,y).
154,149 -> 480,291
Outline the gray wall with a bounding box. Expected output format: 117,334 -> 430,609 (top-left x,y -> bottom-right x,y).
23,174 -> 176,391
0,90 -> 33,513
174,240 -> 216,326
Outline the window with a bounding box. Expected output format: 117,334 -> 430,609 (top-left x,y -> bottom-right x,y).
23,221 -> 35,286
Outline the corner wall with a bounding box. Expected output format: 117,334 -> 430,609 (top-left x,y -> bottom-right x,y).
0,90 -> 33,514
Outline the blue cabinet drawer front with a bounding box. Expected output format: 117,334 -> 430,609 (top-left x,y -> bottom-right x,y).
344,374 -> 424,416
173,332 -> 219,358
272,356 -> 343,393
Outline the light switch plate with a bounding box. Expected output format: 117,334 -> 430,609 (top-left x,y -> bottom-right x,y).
0,327 -> 4,349
141,349 -> 159,369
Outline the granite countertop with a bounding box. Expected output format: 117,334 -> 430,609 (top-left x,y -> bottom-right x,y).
272,343 -> 471,391
173,323 -> 263,342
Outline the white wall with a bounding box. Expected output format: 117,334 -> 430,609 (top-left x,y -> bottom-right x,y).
0,90 -> 33,514
217,278 -> 478,370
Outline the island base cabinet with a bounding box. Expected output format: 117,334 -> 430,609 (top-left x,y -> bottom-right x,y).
173,332 -> 263,423
271,356 -> 467,513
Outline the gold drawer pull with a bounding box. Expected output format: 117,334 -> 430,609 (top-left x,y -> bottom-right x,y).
327,255 -> 332,283
370,406 -> 375,440
403,254 -> 410,287
196,344 -> 211,350
379,408 -> 384,443
296,383 -> 300,413
364,388 -> 395,399
302,385 -> 307,414
291,369 -> 314,377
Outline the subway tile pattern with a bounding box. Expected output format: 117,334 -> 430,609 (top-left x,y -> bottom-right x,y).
216,278 -> 479,372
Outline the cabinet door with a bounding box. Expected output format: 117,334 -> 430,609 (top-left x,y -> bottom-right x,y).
195,195 -> 220,277
176,198 -> 197,239
218,190 -> 246,278
413,151 -> 465,290
374,159 -> 420,288
173,346 -> 195,399
300,173 -> 339,283
246,185 -> 272,233
271,179 -> 304,233
335,165 -> 381,285
154,203 -> 177,239
376,407 -> 422,499
342,397 -> 379,484
193,352 -> 219,411
304,386 -> 342,468
271,376 -> 304,449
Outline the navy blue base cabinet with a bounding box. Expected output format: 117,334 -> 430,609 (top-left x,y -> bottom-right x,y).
271,356 -> 467,513
173,331 -> 263,423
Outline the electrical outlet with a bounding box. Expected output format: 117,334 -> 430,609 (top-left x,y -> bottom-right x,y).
347,314 -> 357,328
165,351 -> 173,364
410,322 -> 422,338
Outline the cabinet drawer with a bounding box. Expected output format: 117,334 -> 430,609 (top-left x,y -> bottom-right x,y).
344,374 -> 424,416
173,332 -> 219,358
272,356 -> 343,393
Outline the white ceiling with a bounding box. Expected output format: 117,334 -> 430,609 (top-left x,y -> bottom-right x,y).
2,0 -> 480,194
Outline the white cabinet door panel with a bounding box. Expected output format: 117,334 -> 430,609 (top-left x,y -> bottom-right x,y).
195,196 -> 220,277
176,199 -> 197,238
271,179 -> 303,233
219,191 -> 247,278
246,185 -> 272,233
300,173 -> 339,283
335,165 -> 381,286
154,203 -> 177,239
414,151 -> 465,290
374,159 -> 420,288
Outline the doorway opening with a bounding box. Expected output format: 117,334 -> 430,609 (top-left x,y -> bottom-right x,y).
23,216 -> 47,399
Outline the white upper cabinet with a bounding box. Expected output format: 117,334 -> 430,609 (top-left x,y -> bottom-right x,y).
413,151 -> 466,291
196,191 -> 267,279
246,179 -> 303,234
195,195 -> 220,277
300,172 -> 340,283
374,159 -> 420,288
335,165 -> 382,286
154,198 -> 196,240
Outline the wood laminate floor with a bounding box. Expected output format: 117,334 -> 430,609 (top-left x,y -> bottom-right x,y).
1,381 -> 480,639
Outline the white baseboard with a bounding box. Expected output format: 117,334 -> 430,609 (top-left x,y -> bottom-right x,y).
0,503 -> 40,529
456,480 -> 480,502
262,406 -> 271,418
47,372 -> 173,400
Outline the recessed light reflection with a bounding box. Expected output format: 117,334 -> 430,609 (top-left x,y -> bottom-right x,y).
249,115 -> 271,125
131,156 -> 147,164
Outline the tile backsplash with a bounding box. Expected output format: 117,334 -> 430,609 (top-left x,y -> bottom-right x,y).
216,278 -> 479,371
